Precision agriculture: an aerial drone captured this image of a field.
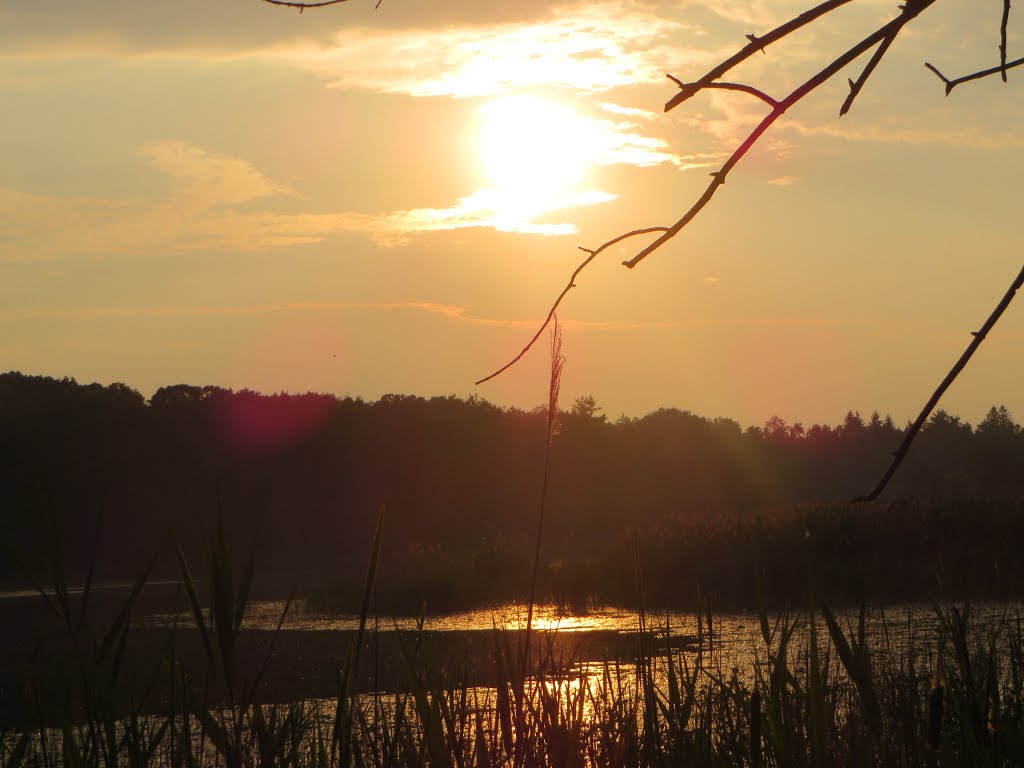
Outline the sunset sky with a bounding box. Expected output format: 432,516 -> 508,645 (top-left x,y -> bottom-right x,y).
2,0 -> 1022,427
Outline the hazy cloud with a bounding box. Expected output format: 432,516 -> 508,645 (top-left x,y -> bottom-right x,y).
263,4 -> 711,97
1,300 -> 674,332
597,102 -> 660,120
0,142 -> 622,260
138,141 -> 293,208
381,188 -> 618,243
784,119 -> 1024,149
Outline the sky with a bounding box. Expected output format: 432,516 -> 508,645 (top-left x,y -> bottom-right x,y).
1,0 -> 1022,428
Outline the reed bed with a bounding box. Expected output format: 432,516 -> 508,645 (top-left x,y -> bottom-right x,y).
4,517 -> 1024,768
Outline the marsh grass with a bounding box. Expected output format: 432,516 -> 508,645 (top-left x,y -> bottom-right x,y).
5,534 -> 1024,767
297,497 -> 1024,618
4,451 -> 1024,765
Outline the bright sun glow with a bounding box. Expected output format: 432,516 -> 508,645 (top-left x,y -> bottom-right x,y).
479,95 -> 600,201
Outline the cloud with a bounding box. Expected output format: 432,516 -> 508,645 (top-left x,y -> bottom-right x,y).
0,141 -> 622,260
678,89 -> 770,148
1,300 -> 674,332
597,102 -> 660,120
783,119 -> 1024,149
593,120 -> 687,168
694,0 -> 786,28
381,188 -> 618,243
768,175 -> 799,186
138,141 -> 293,208
261,4 -> 714,98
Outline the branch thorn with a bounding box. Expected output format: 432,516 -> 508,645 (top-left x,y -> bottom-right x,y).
746,33 -> 766,52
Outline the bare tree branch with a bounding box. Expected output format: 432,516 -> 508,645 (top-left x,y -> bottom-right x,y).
262,0 -> 350,8
667,76 -> 779,107
477,0 -> 1023,502
480,0 -> 938,386
1001,0 -> 1012,81
925,54 -> 1024,94
475,228 -> 668,385
854,262 -> 1024,502
261,0 -> 382,11
664,0 -> 858,112
626,0 -> 935,270
840,28 -> 898,117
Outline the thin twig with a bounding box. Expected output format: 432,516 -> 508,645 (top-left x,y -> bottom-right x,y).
840,28 -> 899,117
853,262 -> 1024,502
626,0 -> 935,270
261,0 -> 353,8
1000,0 -> 1012,82
479,0 -> 936,385
667,76 -> 779,108
262,0 -> 383,10
474,227 -> 668,385
664,0 -> 858,112
925,54 -> 1024,95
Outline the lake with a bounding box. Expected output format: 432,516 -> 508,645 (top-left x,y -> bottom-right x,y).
2,579 -> 1015,728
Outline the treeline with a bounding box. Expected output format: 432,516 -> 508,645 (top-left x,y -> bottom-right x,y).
1,372 -> 1022,608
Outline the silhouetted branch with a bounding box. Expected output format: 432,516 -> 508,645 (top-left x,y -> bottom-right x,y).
261,0 -> 381,11
1001,0 -> 1012,81
480,0 -> 1020,502
854,262 -> 1024,502
840,28 -> 898,117
624,0 -> 935,270
664,0 -> 858,112
925,55 -> 1024,95
667,76 -> 779,108
475,228 -> 668,385
480,0 -> 942,385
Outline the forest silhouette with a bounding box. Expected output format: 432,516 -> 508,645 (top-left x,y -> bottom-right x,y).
2,371 -> 1022,611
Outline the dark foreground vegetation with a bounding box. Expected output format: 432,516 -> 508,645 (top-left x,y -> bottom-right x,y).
3,372 -> 1024,611
3,372 -> 1024,765
3,518 -> 1023,767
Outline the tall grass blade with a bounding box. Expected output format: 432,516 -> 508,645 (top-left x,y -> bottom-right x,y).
96,539 -> 163,665
2,730 -> 31,768
822,603 -> 882,740
806,608 -> 827,767
523,316 -> 564,687
76,505 -> 104,632
334,504 -> 384,768
173,535 -> 213,666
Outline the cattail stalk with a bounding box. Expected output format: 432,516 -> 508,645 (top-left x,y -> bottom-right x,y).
518,316 -> 564,752
750,686 -> 762,767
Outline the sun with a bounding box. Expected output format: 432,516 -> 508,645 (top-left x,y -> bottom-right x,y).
479,95 -> 599,201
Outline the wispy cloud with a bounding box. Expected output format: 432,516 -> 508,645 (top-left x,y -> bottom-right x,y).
0,142 -> 623,260
380,188 -> 618,244
695,0 -> 786,28
597,102 -> 660,120
138,140 -> 293,208
768,175 -> 799,186
784,119 -> 1024,149
1,300 -> 674,332
263,4 -> 712,98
